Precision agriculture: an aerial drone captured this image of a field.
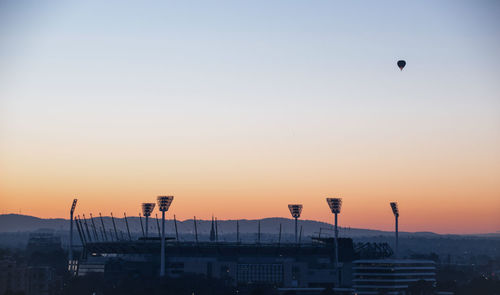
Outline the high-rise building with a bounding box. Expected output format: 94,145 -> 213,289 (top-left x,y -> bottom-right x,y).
352,259 -> 436,295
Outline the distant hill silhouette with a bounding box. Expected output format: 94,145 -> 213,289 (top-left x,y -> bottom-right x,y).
1,214 -> 499,238
0,213 -> 456,238
2,214 -> 498,257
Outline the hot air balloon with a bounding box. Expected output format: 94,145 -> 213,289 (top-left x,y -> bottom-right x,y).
397,60 -> 406,71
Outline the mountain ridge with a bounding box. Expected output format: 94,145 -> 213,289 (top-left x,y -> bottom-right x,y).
1,214 -> 497,237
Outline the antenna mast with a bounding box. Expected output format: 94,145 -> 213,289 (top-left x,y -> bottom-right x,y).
278,223 -> 282,247
236,220 -> 240,244
155,213 -> 161,237
99,213 -> 108,241
124,213 -> 132,241
110,212 -> 119,240
194,216 -> 199,244
215,217 -> 219,242
139,213 -> 145,237
257,220 -> 261,244
174,214 -> 179,242
82,214 -> 92,242
390,202 -> 400,258
89,213 -> 99,241
75,217 -> 86,246
68,199 -> 77,266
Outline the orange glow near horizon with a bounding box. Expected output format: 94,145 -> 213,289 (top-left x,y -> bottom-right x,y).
1,142 -> 499,234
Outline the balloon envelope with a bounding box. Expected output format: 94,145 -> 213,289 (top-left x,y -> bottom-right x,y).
397,60 -> 406,70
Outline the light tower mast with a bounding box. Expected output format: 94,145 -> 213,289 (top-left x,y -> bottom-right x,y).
390,202 -> 399,258
69,199 -> 77,264
157,196 -> 174,277
141,203 -> 156,238
288,204 -> 303,244
326,197 -> 342,287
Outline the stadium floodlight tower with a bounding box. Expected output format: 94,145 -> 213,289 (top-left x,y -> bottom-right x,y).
157,196 -> 174,277
326,197 -> 342,286
288,204 -> 303,244
68,199 -> 77,264
390,202 -> 399,258
141,203 -> 156,238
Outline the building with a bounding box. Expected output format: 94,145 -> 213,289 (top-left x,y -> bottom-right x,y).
352,259 -> 436,295
0,259 -> 58,295
26,232 -> 62,254
26,266 -> 56,295
77,238 -> 357,291
0,257 -> 27,295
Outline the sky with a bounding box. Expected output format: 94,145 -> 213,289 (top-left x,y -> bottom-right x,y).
0,0 -> 499,234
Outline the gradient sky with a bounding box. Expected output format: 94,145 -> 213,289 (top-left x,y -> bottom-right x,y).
1,1 -> 499,234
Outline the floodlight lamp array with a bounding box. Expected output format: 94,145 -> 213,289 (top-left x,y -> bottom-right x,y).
288,204 -> 303,218
157,196 -> 174,212
326,198 -> 342,214
70,199 -> 78,214
390,202 -> 399,217
142,203 -> 156,217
